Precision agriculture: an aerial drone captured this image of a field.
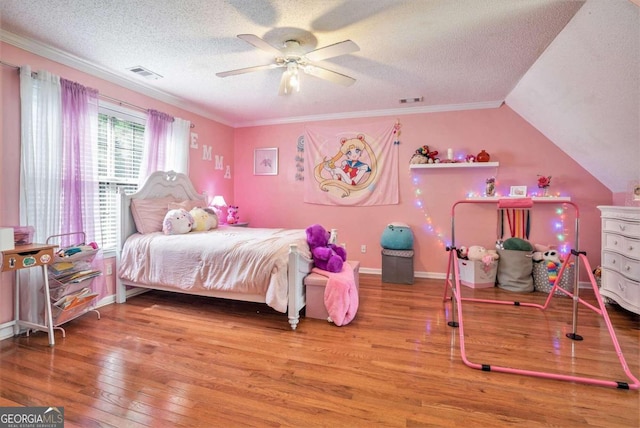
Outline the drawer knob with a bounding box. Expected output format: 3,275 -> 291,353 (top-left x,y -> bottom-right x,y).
618,224 -> 626,231
629,246 -> 634,251
618,281 -> 625,292
614,240 -> 618,245
625,266 -> 631,271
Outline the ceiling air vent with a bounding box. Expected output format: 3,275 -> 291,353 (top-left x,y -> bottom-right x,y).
399,97 -> 424,104
127,66 -> 163,80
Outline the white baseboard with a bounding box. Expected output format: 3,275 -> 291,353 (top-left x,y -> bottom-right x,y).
359,268 -> 595,288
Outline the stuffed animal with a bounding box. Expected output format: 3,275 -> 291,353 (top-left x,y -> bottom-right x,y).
410,145 -> 440,164
190,207 -> 218,231
502,237 -> 534,252
467,245 -> 500,266
305,224 -> 347,273
163,208 -> 193,235
380,222 -> 414,250
457,246 -> 469,259
226,205 -> 239,224
410,153 -> 429,164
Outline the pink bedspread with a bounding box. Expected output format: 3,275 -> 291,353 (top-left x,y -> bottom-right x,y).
118,227 -> 309,313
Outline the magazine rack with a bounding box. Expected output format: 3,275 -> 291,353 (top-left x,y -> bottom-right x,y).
443,198 -> 639,389
46,232 -> 101,342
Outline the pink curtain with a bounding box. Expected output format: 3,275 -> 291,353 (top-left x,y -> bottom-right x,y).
139,109 -> 174,185
60,78 -> 106,300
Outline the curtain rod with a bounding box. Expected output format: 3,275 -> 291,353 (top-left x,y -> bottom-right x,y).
1,61 -> 195,128
98,96 -> 195,129
1,60 -> 20,69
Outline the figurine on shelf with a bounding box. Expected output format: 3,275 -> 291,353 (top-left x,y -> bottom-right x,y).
485,176 -> 496,197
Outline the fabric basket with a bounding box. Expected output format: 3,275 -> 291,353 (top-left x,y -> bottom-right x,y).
496,249 -> 534,292
532,261 -> 574,296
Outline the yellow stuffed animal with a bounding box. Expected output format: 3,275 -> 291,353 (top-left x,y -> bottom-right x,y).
189,207 -> 218,231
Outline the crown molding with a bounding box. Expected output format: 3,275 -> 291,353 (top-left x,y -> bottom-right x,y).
2,29 -> 502,129
0,29 -> 232,126
234,100 -> 504,128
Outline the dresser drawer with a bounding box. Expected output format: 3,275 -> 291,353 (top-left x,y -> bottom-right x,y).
2,247 -> 54,272
602,233 -> 640,260
602,218 -> 640,237
603,251 -> 640,280
600,269 -> 640,314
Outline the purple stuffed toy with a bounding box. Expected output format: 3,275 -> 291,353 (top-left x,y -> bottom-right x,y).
305,224 -> 347,273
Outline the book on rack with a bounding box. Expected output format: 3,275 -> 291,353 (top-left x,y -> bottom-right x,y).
54,287 -> 98,310
49,262 -> 75,275
54,269 -> 102,284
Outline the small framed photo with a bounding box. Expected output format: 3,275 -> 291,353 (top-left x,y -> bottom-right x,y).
633,183 -> 640,201
254,147 -> 278,175
509,185 -> 527,197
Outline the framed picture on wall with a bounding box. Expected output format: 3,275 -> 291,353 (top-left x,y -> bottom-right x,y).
254,148 -> 278,175
509,185 -> 527,197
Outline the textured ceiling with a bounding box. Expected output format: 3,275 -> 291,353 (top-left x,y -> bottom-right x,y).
0,0 -> 584,127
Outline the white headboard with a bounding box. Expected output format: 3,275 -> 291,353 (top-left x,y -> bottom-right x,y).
117,170 -> 205,249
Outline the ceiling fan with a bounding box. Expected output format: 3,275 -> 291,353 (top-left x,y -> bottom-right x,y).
216,34 -> 359,95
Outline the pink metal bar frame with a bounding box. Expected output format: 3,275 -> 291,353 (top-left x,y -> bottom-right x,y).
443,198 -> 639,390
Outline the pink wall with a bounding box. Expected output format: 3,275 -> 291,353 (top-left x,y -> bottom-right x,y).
0,42 -> 234,324
0,40 -> 617,328
233,107 -> 613,275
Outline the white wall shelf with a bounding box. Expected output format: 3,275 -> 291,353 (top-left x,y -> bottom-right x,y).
410,162 -> 499,169
465,196 -> 572,202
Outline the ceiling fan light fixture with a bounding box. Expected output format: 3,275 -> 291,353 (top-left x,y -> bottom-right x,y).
285,62 -> 300,94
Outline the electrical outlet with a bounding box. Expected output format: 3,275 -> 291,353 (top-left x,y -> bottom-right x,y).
106,264 -> 113,276
361,244 -> 366,253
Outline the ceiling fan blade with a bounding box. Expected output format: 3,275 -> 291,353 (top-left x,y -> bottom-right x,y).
304,65 -> 356,87
216,64 -> 278,78
237,34 -> 283,56
305,40 -> 359,62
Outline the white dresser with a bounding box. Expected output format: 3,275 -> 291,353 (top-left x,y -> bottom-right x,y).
598,206 -> 640,314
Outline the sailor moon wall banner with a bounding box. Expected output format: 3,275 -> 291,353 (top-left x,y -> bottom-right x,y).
304,121 -> 398,206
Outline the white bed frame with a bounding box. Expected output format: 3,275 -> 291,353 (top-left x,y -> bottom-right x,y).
115,170 -> 313,330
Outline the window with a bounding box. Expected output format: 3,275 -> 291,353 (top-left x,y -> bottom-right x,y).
97,104 -> 145,251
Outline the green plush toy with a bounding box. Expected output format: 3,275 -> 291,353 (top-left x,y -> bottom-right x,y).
502,237 -> 533,251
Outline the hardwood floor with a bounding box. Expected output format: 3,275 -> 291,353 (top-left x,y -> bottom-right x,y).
1,275 -> 638,427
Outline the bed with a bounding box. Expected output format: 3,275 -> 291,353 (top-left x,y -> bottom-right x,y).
115,170 -> 313,330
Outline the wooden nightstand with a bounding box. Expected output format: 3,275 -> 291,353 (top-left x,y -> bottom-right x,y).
2,243 -> 57,346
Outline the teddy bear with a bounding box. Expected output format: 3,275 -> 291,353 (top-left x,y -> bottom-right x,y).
305,224 -> 347,273
162,208 -> 194,235
190,207 -> 218,231
226,205 -> 239,224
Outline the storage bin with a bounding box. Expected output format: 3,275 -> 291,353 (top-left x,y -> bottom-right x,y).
457,259 -> 498,288
12,226 -> 34,245
532,261 -> 574,296
496,249 -> 534,292
382,249 -> 414,284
